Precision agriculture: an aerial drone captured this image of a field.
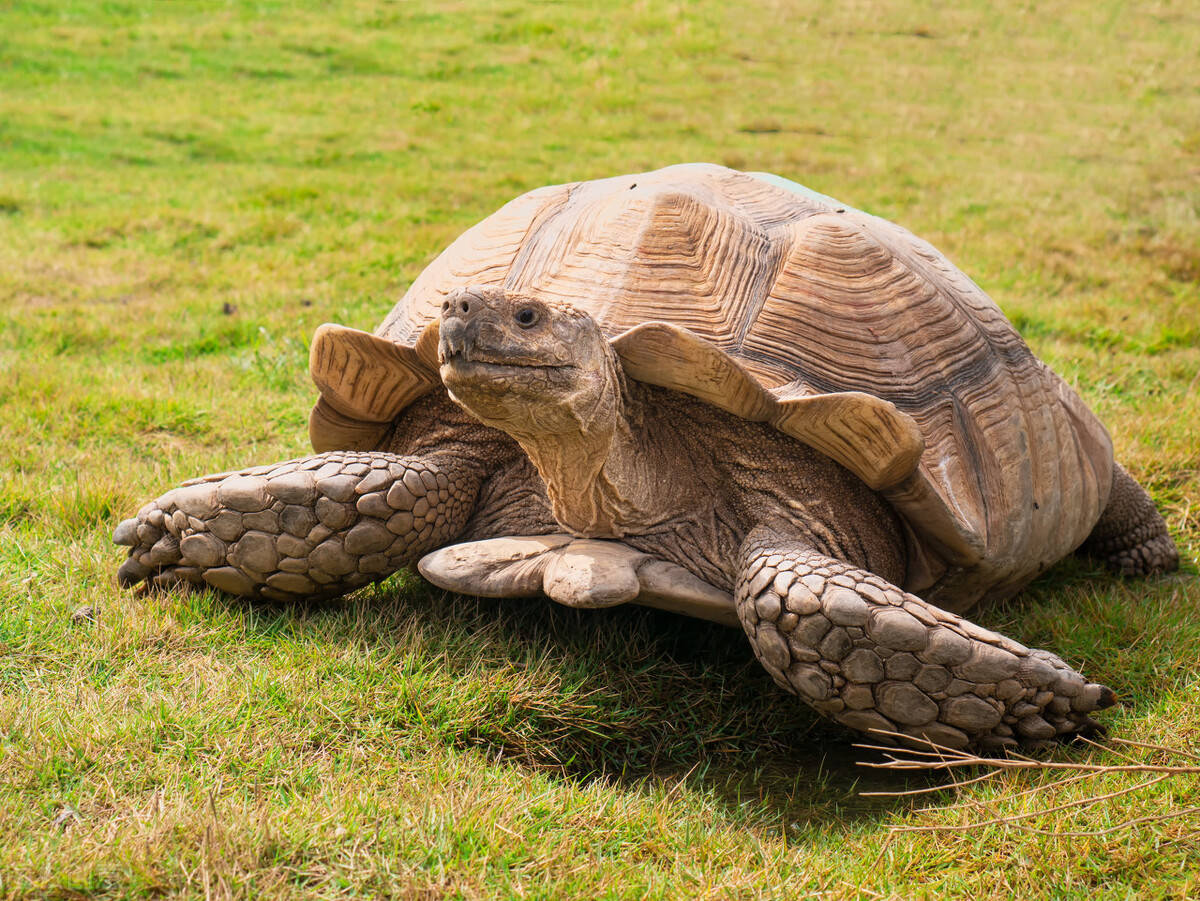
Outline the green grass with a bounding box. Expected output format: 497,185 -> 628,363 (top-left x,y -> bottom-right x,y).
1,1 -> 1198,897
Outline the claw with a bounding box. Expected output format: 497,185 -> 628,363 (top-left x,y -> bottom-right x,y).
117,557 -> 150,587
113,518 -> 139,546
1098,685 -> 1118,709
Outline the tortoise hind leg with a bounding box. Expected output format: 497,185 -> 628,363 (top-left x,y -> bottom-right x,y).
1080,463 -> 1179,576
735,527 -> 1115,751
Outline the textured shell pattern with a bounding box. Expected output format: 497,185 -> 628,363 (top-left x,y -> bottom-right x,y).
363,164 -> 1113,606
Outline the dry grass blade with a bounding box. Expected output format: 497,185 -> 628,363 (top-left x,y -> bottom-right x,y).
1077,734 -> 1142,766
855,729 -> 1200,839
886,774 -> 1171,833
1111,737 -> 1200,762
858,768 -> 1003,798
854,730 -> 1200,774
866,757 -> 1200,775
959,769 -> 1094,804
881,770 -> 1098,807
1004,807 -> 1200,838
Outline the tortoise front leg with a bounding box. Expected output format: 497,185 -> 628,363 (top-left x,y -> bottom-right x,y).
114,451 -> 479,601
735,527 -> 1115,751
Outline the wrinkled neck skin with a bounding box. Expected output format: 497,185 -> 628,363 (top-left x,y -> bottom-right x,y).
493,357 -> 685,540
527,413 -> 671,539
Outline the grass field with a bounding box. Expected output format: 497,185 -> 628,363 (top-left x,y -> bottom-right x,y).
1,1 -> 1198,897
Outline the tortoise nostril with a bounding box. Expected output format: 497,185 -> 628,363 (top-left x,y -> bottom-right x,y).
460,301 -> 470,314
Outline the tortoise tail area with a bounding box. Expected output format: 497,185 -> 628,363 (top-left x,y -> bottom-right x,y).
1080,463 -> 1179,576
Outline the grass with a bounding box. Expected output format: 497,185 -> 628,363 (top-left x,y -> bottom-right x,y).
0,0 -> 1197,897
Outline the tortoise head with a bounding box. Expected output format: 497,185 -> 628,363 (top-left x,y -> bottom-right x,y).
438,286 -> 624,439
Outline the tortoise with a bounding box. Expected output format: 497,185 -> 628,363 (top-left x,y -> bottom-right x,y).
114,163 -> 1178,751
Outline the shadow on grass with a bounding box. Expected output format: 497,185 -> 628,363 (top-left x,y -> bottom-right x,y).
136,546 -> 1197,832
219,575 -> 965,831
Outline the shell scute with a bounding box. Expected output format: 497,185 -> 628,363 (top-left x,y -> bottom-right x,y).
505,181 -> 779,345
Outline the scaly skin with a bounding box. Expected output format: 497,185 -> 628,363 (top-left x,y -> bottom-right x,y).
115,451 -> 481,601
1082,463 -> 1179,577
735,527 -> 1114,750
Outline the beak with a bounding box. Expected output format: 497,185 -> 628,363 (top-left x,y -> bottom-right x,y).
438,315 -> 468,363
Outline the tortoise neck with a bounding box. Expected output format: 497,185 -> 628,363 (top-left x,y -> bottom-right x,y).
512,375 -> 679,539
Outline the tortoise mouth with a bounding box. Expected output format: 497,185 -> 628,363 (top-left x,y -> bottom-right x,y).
440,348 -> 575,376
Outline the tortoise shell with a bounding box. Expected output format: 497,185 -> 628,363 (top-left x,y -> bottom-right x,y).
309,164 -> 1113,611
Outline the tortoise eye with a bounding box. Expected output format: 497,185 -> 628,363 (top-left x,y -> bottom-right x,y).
515,307 -> 538,328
